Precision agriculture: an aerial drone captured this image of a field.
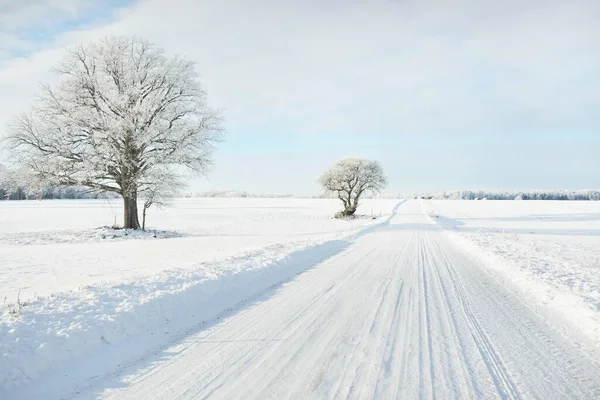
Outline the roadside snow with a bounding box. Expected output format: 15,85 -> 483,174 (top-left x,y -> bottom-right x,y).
423,200 -> 600,343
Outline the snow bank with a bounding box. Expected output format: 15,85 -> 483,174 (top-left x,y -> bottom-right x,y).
0,235 -> 358,394
0,227 -> 185,246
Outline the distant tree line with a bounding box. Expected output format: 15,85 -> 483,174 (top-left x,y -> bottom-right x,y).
0,164 -> 117,200
192,190 -> 294,198
416,189 -> 600,201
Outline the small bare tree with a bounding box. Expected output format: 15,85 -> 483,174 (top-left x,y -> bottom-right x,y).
5,36 -> 223,228
141,170 -> 183,230
319,158 -> 387,217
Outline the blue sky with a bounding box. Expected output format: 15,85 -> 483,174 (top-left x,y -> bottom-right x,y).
0,0 -> 599,195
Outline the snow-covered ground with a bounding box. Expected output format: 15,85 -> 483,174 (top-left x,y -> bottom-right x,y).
0,198 -> 395,302
3,198 -> 600,398
5,199 -> 599,399
0,197 -> 398,394
423,199 -> 600,343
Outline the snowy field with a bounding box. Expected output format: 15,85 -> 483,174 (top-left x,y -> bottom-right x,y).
0,198 -> 395,301
3,198 -> 600,398
423,200 -> 600,342
0,197 -> 398,393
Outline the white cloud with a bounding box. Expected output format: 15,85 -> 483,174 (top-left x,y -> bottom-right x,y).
1,0 -> 599,136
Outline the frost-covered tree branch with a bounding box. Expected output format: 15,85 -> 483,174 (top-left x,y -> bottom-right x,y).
140,169 -> 184,230
319,158 -> 387,217
5,36 -> 224,228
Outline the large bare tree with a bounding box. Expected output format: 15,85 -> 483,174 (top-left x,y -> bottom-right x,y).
5,36 -> 223,228
319,158 -> 387,217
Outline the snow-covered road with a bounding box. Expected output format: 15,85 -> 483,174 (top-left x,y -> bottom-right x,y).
17,201 -> 600,399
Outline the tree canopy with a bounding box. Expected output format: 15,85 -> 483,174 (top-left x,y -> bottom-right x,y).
5,36 -> 224,228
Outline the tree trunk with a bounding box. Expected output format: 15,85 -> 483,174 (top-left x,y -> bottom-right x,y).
123,194 -> 141,229
343,207 -> 357,216
142,205 -> 148,231
351,197 -> 359,213
347,193 -> 357,215
341,195 -> 360,216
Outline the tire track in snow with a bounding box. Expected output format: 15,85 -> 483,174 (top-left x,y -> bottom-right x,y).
431,221 -> 600,399
340,247 -> 408,399
420,233 -> 482,398
418,232 -> 437,400
371,234 -> 415,399
446,258 -> 522,400
434,231 -> 600,399
198,244 -> 386,398
187,245 -> 379,398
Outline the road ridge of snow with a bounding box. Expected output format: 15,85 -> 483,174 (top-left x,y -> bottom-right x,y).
0,206 -> 402,395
